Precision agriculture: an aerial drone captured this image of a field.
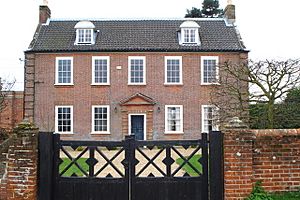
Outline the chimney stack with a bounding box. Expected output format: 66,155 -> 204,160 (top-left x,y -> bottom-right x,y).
224,0 -> 236,24
39,4 -> 51,24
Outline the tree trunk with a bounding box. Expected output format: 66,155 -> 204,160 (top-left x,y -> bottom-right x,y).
267,101 -> 274,129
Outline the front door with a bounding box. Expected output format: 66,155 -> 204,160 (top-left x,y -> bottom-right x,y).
130,115 -> 144,140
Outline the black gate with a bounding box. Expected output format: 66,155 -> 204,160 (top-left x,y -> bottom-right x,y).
38,132 -> 224,200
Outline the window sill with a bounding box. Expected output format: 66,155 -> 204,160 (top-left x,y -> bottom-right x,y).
128,83 -> 147,86
201,82 -> 220,86
90,132 -> 111,135
55,132 -> 74,135
164,132 -> 184,135
181,43 -> 200,45
74,43 -> 94,45
164,83 -> 183,86
54,84 -> 74,87
91,83 -> 110,86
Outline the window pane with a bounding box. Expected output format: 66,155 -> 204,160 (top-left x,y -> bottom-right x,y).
78,29 -> 92,43
130,59 -> 144,83
184,29 -> 189,43
78,29 -> 84,42
167,106 -> 181,132
57,107 -> 72,133
94,107 -> 108,132
203,59 -> 217,83
57,59 -> 72,84
166,59 -> 180,83
183,29 -> 196,43
94,59 -> 108,83
85,29 -> 92,42
203,106 -> 218,133
190,29 -> 196,43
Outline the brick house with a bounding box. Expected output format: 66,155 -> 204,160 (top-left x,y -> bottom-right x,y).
24,3 -> 248,140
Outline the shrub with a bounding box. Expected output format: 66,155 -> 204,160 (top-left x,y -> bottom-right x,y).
245,181 -> 273,200
0,128 -> 9,143
270,190 -> 300,200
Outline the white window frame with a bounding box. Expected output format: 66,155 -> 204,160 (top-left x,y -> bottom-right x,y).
180,28 -> 200,45
164,105 -> 184,134
91,105 -> 110,134
76,29 -> 94,44
55,105 -> 73,134
128,56 -> 146,85
201,56 -> 219,85
164,56 -> 183,85
182,28 -> 198,44
92,56 -> 110,85
201,105 -> 219,133
55,57 -> 74,85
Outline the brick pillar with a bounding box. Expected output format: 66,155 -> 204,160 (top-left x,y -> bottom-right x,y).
24,53 -> 35,123
6,121 -> 38,200
223,117 -> 254,200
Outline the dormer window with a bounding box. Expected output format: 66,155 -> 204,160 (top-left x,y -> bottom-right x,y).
74,20 -> 96,45
179,20 -> 200,45
78,29 -> 92,43
183,28 -> 196,43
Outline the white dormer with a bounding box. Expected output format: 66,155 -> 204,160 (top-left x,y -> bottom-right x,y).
179,20 -> 200,45
74,20 -> 95,45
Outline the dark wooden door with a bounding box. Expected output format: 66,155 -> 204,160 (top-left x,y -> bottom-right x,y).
131,115 -> 144,140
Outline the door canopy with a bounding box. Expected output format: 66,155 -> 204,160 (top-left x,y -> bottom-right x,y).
119,93 -> 156,106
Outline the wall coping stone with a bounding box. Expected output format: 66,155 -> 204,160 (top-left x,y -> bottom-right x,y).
224,117 -> 249,129
13,120 -> 38,137
253,129 -> 300,137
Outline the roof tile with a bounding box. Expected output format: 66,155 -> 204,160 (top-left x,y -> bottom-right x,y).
28,19 -> 246,52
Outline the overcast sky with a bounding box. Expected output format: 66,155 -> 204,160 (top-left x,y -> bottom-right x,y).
0,0 -> 299,90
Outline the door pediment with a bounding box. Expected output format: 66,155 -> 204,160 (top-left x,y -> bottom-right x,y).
120,93 -> 156,106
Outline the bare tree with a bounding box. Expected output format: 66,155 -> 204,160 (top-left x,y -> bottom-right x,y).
0,77 -> 16,112
210,59 -> 300,129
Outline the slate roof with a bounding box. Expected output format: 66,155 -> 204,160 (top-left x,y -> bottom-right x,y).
27,19 -> 247,53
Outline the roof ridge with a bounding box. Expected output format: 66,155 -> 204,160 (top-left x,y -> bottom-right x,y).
49,18 -> 226,22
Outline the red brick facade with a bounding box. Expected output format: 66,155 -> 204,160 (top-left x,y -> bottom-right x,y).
0,91 -> 23,131
224,129 -> 300,200
25,52 -> 247,140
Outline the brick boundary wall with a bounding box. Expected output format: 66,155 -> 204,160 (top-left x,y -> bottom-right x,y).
224,128 -> 300,200
0,136 -> 16,200
0,91 -> 24,131
0,122 -> 38,200
1,124 -> 299,200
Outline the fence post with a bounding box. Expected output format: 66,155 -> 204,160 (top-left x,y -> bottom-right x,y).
52,133 -> 60,200
201,133 -> 209,200
209,131 -> 224,200
38,132 -> 54,200
125,135 -> 135,200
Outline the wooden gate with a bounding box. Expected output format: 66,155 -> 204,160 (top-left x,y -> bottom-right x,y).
38,132 -> 224,200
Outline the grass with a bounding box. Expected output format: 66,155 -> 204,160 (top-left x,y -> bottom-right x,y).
270,191 -> 300,200
59,158 -> 89,177
176,154 -> 202,176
